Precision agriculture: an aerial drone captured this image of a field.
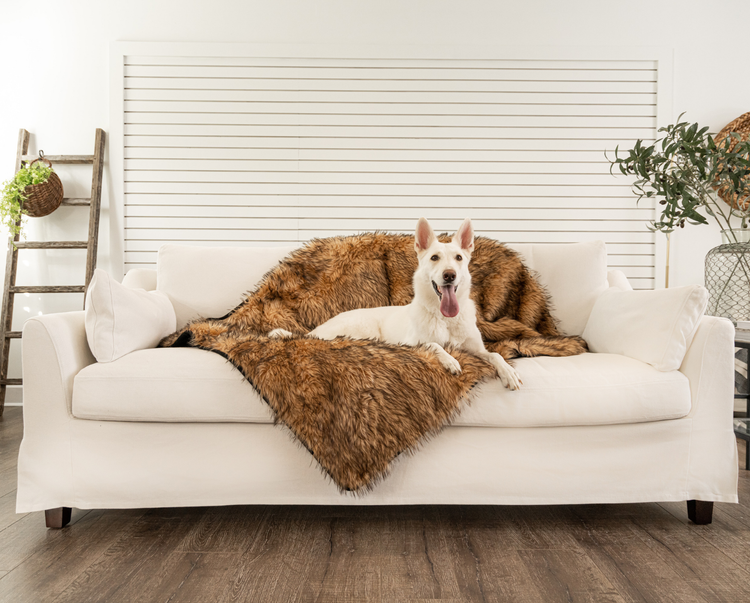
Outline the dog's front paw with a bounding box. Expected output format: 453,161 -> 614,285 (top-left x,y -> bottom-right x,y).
268,328 -> 294,339
489,352 -> 521,391
439,353 -> 462,374
423,342 -> 462,374
442,357 -> 462,374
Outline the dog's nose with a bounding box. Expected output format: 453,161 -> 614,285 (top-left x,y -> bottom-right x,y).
443,270 -> 456,283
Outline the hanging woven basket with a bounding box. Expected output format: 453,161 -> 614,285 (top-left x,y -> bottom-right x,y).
22,156 -> 63,218
714,112 -> 750,212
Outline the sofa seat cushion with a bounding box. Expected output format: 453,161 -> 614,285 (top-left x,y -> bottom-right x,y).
73,348 -> 274,424
72,349 -> 691,428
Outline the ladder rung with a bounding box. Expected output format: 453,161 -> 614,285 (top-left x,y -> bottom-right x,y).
16,241 -> 88,250
22,154 -> 94,164
0,379 -> 22,386
6,332 -> 21,339
10,285 -> 85,294
61,197 -> 91,206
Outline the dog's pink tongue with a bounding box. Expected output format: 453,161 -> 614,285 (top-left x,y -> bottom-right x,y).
440,285 -> 459,317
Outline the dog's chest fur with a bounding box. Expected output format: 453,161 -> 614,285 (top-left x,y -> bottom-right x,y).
408,291 -> 477,348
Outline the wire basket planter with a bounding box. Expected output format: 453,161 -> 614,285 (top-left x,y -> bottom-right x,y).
705,230 -> 750,324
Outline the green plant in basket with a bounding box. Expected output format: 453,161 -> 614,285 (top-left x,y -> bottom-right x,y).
0,161 -> 55,240
608,113 -> 750,242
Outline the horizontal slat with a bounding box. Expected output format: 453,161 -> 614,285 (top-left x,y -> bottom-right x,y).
124,111 -> 657,130
126,217 -> 296,229
125,74 -> 657,96
125,228 -> 655,244
15,241 -> 88,249
125,64 -> 657,82
124,100 -> 658,123
123,238 -> 653,255
5,331 -> 22,339
124,182 -> 635,197
10,286 -> 85,293
124,194 -> 652,209
618,266 -> 656,278
124,169 -> 632,186
125,216 -> 652,233
124,146 -> 619,163
61,197 -> 91,206
124,89 -> 659,113
21,154 -> 94,164
124,123 -> 655,141
124,135 -> 642,152
125,157 -> 624,175
607,254 -> 655,267
126,229 -> 299,242
0,378 -> 22,385
125,56 -> 656,70
125,204 -> 652,221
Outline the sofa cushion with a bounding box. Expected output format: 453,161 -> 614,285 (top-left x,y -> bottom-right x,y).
158,244 -> 299,328
72,349 -> 690,428
582,285 -> 709,372
508,240 -> 608,336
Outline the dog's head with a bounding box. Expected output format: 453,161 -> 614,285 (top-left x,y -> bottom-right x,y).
413,217 -> 474,318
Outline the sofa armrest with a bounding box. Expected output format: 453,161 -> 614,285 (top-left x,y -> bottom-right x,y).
679,314 -> 734,421
679,314 -> 738,500
22,311 -> 94,418
17,311 -> 95,512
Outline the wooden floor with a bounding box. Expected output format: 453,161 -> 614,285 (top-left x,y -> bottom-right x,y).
1,407 -> 750,603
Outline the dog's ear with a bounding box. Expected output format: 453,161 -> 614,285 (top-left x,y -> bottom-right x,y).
453,218 -> 474,253
414,217 -> 436,253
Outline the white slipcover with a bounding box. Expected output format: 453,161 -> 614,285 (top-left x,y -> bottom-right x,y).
16,241 -> 738,514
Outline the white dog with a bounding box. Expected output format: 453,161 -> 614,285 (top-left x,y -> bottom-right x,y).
269,218 -> 521,390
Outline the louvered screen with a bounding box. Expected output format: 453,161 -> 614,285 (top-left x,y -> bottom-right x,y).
117,50 -> 665,289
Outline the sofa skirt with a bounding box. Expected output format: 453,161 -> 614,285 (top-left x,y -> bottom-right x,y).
16,416 -> 739,513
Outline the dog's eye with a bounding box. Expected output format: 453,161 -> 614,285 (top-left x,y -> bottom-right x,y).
456,254 -> 463,261
430,254 -> 439,261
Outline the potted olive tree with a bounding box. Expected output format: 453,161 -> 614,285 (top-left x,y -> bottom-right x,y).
609,113 -> 750,322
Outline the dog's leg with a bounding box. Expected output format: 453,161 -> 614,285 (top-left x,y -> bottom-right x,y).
481,352 -> 521,391
463,333 -> 521,390
423,342 -> 462,374
268,328 -> 294,339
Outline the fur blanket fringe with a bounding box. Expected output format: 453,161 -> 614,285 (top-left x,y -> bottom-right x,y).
160,233 -> 587,492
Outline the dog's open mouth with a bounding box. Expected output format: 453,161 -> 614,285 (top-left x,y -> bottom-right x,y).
432,281 -> 460,318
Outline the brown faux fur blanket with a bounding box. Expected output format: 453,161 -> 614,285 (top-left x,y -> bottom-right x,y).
160,233 -> 587,492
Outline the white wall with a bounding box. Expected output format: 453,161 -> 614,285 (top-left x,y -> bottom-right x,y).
1,0 -> 748,398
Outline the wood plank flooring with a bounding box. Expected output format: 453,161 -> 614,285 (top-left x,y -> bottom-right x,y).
1,406 -> 749,603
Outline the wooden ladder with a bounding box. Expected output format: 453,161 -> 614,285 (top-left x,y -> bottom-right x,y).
0,128 -> 105,415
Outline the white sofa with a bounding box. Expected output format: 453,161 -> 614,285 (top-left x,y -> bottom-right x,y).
16,241 -> 738,527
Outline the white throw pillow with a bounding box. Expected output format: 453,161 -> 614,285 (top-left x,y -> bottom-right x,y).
157,244 -> 299,328
85,269 -> 177,363
581,285 -> 708,372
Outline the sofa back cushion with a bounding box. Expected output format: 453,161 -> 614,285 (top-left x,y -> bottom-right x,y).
158,240 -> 608,334
158,244 -> 299,328
508,240 -> 608,336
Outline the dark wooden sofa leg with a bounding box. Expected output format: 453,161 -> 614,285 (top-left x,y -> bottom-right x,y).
687,500 -> 713,525
45,507 -> 72,529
